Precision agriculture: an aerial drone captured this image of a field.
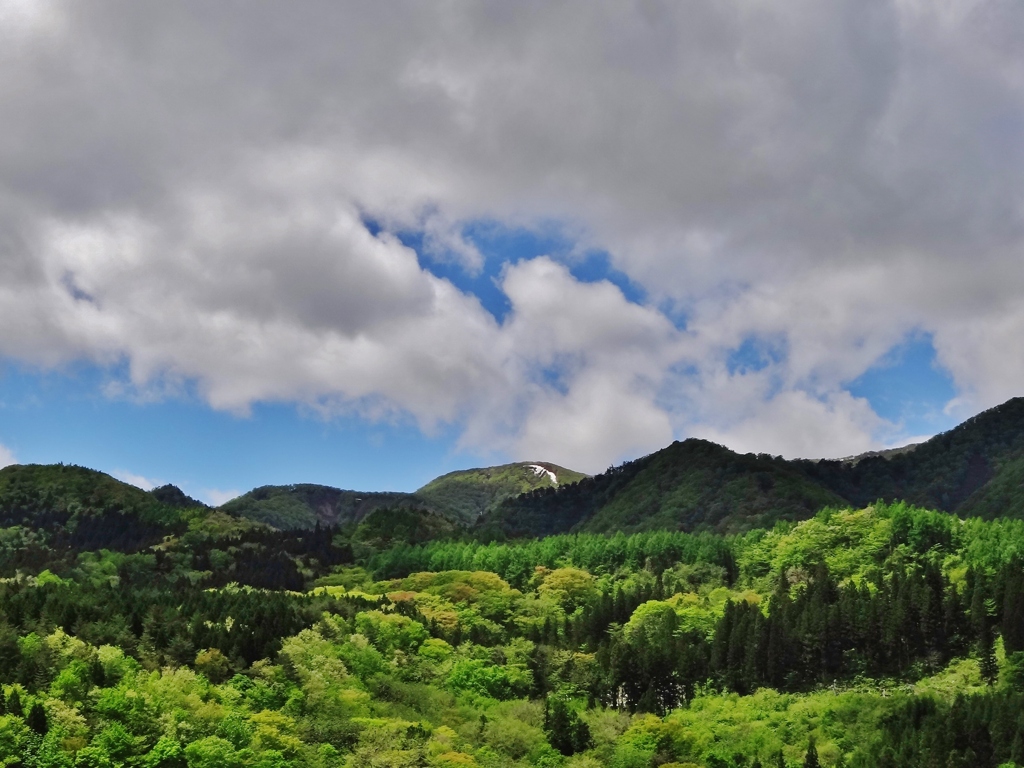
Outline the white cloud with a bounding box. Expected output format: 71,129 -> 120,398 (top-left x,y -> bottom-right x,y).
691,390 -> 890,460
0,1 -> 1021,471
111,470 -> 162,491
202,488 -> 242,507
0,443 -> 17,469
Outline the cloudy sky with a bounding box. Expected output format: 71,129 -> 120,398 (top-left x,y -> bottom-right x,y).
0,0 -> 1021,502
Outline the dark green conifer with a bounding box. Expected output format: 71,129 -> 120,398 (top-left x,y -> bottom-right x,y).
26,702 -> 47,735
803,737 -> 820,768
978,625 -> 999,686
6,688 -> 21,718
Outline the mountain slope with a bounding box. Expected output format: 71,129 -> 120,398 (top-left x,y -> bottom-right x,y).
413,461 -> 587,525
223,462 -> 589,530
582,439 -> 844,533
219,484 -> 414,530
0,464 -> 179,524
0,464 -> 189,553
481,440 -> 845,537
799,396 -> 1024,515
482,396 -> 1024,538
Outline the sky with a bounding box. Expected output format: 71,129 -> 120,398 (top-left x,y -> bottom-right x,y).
0,0 -> 1021,504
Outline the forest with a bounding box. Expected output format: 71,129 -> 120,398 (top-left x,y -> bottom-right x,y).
0,485 -> 1021,766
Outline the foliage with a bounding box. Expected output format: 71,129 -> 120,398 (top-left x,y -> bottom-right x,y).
5,450 -> 1024,765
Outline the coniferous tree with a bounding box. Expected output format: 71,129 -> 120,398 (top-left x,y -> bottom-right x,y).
803,737 -> 820,768
979,625 -> 999,686
6,688 -> 21,719
26,702 -> 47,735
1003,566 -> 1024,654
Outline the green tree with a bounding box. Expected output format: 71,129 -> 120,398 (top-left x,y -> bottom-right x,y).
979,626 -> 999,686
803,736 -> 820,768
26,702 -> 47,735
6,689 -> 21,719
544,696 -> 591,756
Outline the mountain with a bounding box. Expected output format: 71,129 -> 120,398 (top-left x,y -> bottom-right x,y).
7,395 -> 1024,539
150,483 -> 209,509
413,461 -> 587,525
0,463 -> 192,553
481,396 -> 1024,537
219,484 -> 415,530
480,439 -> 845,537
222,461 -> 588,530
799,396 -> 1024,517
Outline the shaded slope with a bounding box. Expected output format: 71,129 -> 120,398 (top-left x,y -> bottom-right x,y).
483,396 -> 1024,538
583,439 -> 844,533
0,464 -> 186,552
477,456 -> 656,538
351,506 -> 461,553
414,461 -> 587,525
481,440 -> 844,537
150,483 -> 208,509
799,396 -> 1024,516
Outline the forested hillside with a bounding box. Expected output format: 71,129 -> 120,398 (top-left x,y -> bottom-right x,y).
221,463 -> 586,531
216,397 -> 1024,538
414,462 -> 587,526
801,396 -> 1024,516
220,485 -> 415,531
483,397 -> 1024,538
0,483 -> 1020,765
2,399 -> 1024,764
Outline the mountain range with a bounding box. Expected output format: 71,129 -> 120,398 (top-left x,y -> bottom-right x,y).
3,396 -> 1024,541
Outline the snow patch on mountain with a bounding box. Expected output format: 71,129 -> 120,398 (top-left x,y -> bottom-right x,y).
528,464 -> 558,485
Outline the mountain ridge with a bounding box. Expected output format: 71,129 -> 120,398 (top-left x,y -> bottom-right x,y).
5,396 -> 1024,538
481,396 -> 1024,537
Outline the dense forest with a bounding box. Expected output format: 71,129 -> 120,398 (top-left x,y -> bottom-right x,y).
0,475 -> 1022,765
4,398 -> 1024,766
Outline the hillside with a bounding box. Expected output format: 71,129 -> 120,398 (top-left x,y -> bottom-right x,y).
801,396 -> 1024,516
6,395 -> 1024,541
218,484 -> 415,530
482,396 -> 1024,538
0,464 -> 192,554
0,454 -> 1023,763
481,439 -> 845,537
223,461 -> 588,530
582,439 -> 843,533
0,496 -> 1017,765
413,461 -> 587,525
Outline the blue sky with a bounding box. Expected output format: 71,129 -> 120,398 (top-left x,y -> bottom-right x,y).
1,2 -> 1020,499
0,225 -> 964,502
0,226 -> 666,502
0,361 -> 481,503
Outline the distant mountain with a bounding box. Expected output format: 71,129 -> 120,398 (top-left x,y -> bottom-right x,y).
7,396 -> 1024,539
413,461 -> 587,526
221,461 -> 587,530
219,485 -> 414,530
481,396 -> 1024,537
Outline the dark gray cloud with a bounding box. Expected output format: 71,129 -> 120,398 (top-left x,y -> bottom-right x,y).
0,0 -> 1022,469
